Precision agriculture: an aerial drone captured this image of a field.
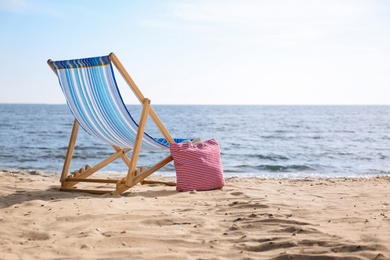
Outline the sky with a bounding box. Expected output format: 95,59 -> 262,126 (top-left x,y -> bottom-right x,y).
0,0 -> 389,105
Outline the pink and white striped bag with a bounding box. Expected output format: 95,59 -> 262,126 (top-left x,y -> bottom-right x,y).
170,138 -> 225,192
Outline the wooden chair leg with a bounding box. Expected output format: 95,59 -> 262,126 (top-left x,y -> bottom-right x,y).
125,98 -> 151,187
60,119 -> 79,183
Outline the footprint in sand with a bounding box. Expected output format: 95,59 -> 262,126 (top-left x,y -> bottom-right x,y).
25,231 -> 50,241
230,191 -> 244,196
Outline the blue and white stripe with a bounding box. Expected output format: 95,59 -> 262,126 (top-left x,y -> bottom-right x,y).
51,55 -> 186,150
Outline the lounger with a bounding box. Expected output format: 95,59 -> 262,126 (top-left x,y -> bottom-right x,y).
47,53 -> 190,194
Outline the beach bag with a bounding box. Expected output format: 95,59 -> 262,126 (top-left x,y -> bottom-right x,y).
170,138 -> 225,192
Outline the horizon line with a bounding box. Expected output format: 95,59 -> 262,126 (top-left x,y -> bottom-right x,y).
1,103 -> 390,106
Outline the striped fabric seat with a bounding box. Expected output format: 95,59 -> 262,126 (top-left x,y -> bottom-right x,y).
51,55 -> 186,150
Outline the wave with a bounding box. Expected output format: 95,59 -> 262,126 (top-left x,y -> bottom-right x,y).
235,164 -> 315,172
248,154 -> 289,161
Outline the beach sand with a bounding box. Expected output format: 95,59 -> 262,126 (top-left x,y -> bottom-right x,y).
0,170 -> 389,259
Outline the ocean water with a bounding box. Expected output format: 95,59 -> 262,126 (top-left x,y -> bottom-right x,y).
1,104 -> 390,178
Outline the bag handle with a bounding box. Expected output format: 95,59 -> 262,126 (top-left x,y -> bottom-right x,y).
183,137 -> 204,147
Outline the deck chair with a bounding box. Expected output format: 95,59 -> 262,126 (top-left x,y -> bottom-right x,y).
47,53 -> 190,195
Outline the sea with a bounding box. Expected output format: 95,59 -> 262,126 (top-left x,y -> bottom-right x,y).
1,104 -> 390,179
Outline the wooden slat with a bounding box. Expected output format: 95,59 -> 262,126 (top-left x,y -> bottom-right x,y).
60,188 -> 113,194
65,178 -> 119,183
125,99 -> 150,186
61,120 -> 79,182
141,180 -> 176,186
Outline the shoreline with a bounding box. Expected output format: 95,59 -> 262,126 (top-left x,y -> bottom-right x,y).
1,170 -> 389,259
2,168 -> 390,180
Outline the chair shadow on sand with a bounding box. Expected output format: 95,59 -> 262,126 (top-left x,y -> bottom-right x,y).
0,178 -> 178,210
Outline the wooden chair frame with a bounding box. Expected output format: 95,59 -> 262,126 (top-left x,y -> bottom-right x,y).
48,53 -> 175,195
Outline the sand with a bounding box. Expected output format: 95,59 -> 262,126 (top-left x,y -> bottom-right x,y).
0,170 -> 389,260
